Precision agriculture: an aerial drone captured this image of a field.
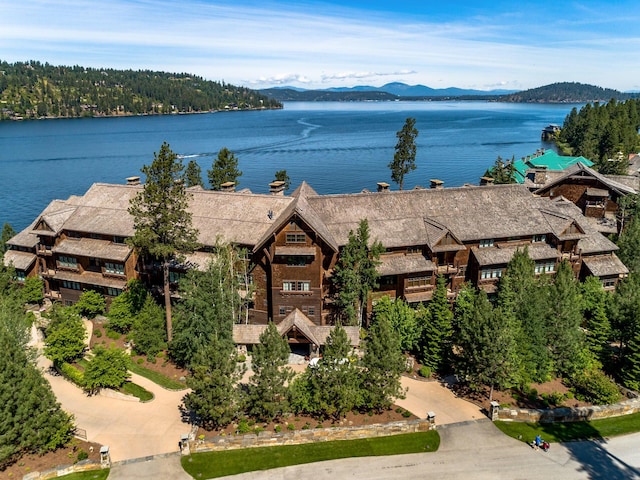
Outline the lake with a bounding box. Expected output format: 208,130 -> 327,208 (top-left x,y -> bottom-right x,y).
0,101 -> 579,231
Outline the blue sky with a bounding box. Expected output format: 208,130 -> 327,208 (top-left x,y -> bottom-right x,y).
2,0 -> 639,91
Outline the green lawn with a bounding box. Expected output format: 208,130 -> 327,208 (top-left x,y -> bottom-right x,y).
121,380 -> 154,401
495,411 -> 640,444
127,359 -> 187,390
182,431 -> 439,479
56,469 -> 110,480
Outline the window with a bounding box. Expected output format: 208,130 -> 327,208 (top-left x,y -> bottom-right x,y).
282,280 -> 311,292
14,271 -> 26,281
481,268 -> 502,279
113,236 -> 126,244
308,306 -> 315,316
59,256 -> 78,268
286,256 -> 307,267
169,271 -> 186,283
62,280 -> 81,290
534,261 -> 555,274
104,262 -> 125,275
285,233 -> 306,243
379,275 -> 396,286
407,246 -> 422,254
602,279 -> 616,288
106,287 -> 123,296
533,234 -> 546,243
279,306 -> 286,316
479,239 -> 494,248
407,275 -> 432,288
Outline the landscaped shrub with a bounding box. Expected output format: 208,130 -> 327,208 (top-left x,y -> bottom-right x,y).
401,409 -> 412,418
236,419 -> 251,434
418,366 -> 431,378
59,362 -> 85,388
287,423 -> 295,431
570,368 -> 622,405
541,391 -> 566,407
76,449 -> 88,462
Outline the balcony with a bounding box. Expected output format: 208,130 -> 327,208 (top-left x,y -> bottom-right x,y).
37,246 -> 53,256
45,290 -> 62,300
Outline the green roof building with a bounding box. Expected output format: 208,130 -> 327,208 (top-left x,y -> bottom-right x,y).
513,149 -> 594,184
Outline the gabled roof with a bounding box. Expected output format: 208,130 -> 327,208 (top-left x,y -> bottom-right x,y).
253,181 -> 338,254
514,150 -> 594,184
2,250 -> 36,271
535,162 -> 637,197
232,309 -> 360,347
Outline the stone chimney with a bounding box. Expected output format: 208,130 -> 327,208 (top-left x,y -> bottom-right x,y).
269,180 -> 286,195
377,182 -> 390,192
479,176 -> 495,186
126,176 -> 141,185
430,179 -> 444,189
220,181 -> 236,192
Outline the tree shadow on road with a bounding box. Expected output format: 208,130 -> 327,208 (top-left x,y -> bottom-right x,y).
544,421 -> 640,480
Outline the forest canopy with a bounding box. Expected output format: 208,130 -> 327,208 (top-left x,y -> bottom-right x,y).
0,60 -> 282,120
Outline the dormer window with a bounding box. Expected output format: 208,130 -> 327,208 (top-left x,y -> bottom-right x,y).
533,234 -> 546,243
479,239 -> 494,248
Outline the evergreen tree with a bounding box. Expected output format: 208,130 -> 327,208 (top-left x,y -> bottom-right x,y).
246,322 -> 294,421
183,336 -> 244,430
421,275 -> 453,372
83,346 -> 130,393
274,169 -> 291,191
331,219 -> 384,326
361,313 -> 406,411
372,296 -> 419,353
0,223 -> 16,255
171,244 -> 244,368
307,324 -> 361,419
207,147 -> 242,190
131,296 -> 167,359
608,274 -> 640,363
388,117 -> 418,190
582,276 -> 612,363
547,260 -> 586,377
455,288 -> 519,400
184,159 -> 204,188
128,141 -> 199,342
499,248 -> 552,383
0,323 -> 73,468
44,306 -> 86,366
621,327 -> 640,391
617,215 -> 640,274
485,155 -> 516,184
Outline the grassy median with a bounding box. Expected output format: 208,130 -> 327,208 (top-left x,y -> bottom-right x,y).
181,430 -> 440,479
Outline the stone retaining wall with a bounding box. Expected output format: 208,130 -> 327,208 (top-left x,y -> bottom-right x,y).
191,418 -> 433,453
22,460 -> 103,480
493,393 -> 640,423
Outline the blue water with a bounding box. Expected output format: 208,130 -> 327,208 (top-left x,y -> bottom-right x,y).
0,101 -> 579,231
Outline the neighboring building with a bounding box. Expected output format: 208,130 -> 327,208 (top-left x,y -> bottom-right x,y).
535,162 -> 638,235
5,179 -> 629,333
513,149 -> 594,189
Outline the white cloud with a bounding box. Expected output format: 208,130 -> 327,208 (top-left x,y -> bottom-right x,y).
2,0 -> 640,91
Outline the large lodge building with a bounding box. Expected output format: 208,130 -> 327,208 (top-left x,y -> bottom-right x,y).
4,177 -> 629,335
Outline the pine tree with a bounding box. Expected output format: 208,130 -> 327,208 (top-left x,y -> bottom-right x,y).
499,248 -> 552,382
388,117 -> 418,190
0,296 -> 73,468
274,169 -> 291,191
582,276 -> 611,363
183,336 -> 244,430
207,147 -> 242,190
421,275 -> 453,372
0,223 -> 16,256
621,327 -> 640,391
171,244 -> 244,368
247,322 -> 294,421
184,159 -> 204,188
547,260 -> 586,377
361,313 -> 406,411
128,141 -> 199,342
307,324 -> 361,419
331,219 -> 384,326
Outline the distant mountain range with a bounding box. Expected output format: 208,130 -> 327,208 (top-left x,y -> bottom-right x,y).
260,82 -> 639,103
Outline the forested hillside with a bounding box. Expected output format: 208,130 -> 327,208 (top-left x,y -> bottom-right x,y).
0,60 -> 282,120
501,82 -> 633,103
556,98 -> 640,174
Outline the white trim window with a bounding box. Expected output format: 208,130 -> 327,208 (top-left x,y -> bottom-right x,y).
283,280 -> 311,292
479,239 -> 494,248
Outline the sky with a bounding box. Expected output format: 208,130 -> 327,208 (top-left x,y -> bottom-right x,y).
1,0 -> 640,92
